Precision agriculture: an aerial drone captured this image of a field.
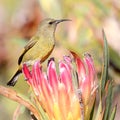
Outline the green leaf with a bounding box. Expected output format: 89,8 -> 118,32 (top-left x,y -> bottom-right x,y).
89,99 -> 96,120
39,105 -> 49,120
103,81 -> 112,120
94,100 -> 102,120
109,105 -> 117,120
19,93 -> 49,120
101,29 -> 109,97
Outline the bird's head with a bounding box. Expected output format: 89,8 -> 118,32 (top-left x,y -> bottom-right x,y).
38,18 -> 71,35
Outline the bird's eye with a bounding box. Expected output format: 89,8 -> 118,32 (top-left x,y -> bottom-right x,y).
49,21 -> 54,25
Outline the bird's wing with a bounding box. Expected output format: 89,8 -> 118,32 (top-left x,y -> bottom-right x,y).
18,38 -> 38,65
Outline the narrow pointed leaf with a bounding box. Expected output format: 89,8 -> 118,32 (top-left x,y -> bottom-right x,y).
103,82 -> 112,120
109,105 -> 117,120
94,100 -> 102,120
89,99 -> 96,120
101,29 -> 109,96
39,105 -> 49,120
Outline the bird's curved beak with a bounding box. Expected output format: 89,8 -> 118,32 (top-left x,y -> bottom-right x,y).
55,19 -> 71,24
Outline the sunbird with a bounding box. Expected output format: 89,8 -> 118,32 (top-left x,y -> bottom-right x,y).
7,18 -> 70,86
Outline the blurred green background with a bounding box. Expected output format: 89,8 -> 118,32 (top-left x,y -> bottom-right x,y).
0,0 -> 120,119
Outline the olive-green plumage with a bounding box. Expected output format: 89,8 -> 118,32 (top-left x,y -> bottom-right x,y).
7,18 -> 70,86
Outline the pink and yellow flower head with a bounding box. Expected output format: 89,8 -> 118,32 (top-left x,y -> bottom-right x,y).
22,51 -> 97,120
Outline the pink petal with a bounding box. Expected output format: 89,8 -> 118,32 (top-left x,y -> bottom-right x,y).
71,51 -> 86,86
31,61 -> 54,116
63,55 -> 72,70
47,59 -> 58,98
84,53 -> 96,89
81,53 -> 96,105
58,83 -> 70,119
81,76 -> 91,105
32,61 -> 42,88
63,56 -> 72,63
22,64 -> 32,84
41,75 -> 54,117
59,61 -> 73,91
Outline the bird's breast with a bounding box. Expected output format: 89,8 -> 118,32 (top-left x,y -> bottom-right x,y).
22,38 -> 55,63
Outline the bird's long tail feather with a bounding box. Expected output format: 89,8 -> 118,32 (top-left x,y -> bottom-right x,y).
7,69 -> 22,86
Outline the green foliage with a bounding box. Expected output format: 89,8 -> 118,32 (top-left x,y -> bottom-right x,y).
101,30 -> 109,97
103,82 -> 113,120
89,30 -> 116,120
109,105 -> 117,120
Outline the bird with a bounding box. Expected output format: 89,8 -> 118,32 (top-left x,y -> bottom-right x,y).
7,18 -> 70,86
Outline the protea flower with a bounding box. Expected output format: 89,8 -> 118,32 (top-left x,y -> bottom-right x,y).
22,51 -> 97,120
0,31 -> 116,120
